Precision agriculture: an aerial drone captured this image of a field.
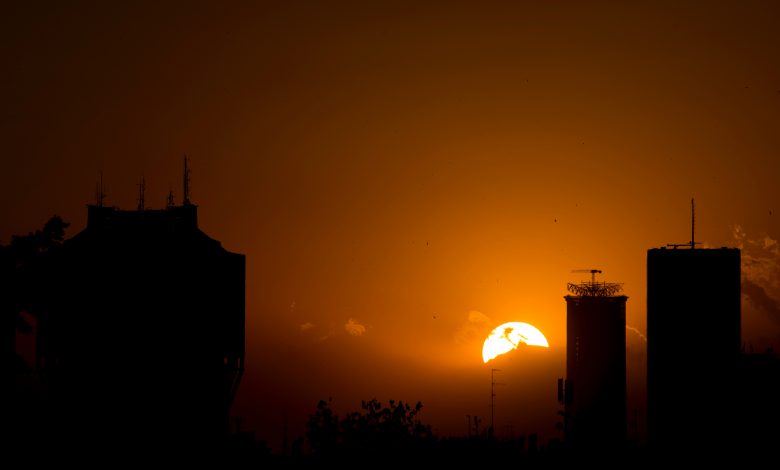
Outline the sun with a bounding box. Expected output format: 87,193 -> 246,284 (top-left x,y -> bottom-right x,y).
482,322 -> 549,363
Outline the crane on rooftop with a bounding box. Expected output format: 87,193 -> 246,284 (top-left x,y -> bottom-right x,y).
568,269 -> 623,297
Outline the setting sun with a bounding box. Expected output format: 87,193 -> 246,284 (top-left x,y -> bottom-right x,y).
482,322 -> 550,363
6,1 -> 780,460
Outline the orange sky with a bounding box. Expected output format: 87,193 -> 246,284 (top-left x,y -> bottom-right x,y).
3,1 -> 780,450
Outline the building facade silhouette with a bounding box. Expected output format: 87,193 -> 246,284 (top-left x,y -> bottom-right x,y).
35,198 -> 245,453
646,246 -> 740,451
562,273 -> 627,451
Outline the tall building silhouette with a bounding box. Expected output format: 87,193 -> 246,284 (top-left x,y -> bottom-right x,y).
562,270 -> 627,451
646,246 -> 740,451
35,162 -> 245,454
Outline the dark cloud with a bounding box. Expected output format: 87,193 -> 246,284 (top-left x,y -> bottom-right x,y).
743,279 -> 780,323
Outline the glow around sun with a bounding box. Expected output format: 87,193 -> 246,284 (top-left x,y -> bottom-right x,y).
482,322 -> 549,363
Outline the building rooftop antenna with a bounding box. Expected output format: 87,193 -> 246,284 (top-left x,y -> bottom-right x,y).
167,189 -> 175,209
137,175 -> 146,211
667,198 -> 702,249
95,171 -> 106,207
691,197 -> 696,249
183,154 -> 191,206
567,269 -> 623,296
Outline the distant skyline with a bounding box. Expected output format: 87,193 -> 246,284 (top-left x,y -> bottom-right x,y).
3,1 -> 780,451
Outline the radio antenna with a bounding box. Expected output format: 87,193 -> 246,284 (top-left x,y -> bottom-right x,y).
690,198 -> 695,249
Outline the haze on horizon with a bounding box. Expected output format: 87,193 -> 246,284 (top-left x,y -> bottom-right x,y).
3,1 -> 780,451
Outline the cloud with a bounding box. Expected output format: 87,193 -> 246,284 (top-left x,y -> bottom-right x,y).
344,318 -> 367,336
467,310 -> 491,324
626,325 -> 647,342
455,310 -> 493,344
300,319 -> 367,340
298,321 -> 336,341
742,280 -> 780,322
733,225 -> 780,325
319,324 -> 336,342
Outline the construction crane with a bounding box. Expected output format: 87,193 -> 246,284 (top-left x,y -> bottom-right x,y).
572,269 -> 602,284
567,269 -> 623,297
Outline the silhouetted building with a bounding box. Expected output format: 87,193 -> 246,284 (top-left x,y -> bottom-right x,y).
562,271 -> 627,452
647,246 -> 740,452
35,183 -> 244,454
729,352 -> 780,453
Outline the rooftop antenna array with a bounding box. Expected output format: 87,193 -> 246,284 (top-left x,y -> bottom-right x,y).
567,269 -> 623,296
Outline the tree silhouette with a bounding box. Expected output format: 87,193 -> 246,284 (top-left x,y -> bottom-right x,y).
306,398 -> 435,458
1,215 -> 69,369
306,398 -> 341,455
2,215 -> 69,452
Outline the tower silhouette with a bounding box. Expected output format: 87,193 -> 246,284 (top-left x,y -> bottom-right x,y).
647,244 -> 740,452
562,270 -> 627,452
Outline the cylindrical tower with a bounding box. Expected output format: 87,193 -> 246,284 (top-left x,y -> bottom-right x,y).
563,271 -> 627,452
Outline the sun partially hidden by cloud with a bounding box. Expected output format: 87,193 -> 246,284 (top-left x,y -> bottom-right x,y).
344,318 -> 367,336
300,322 -> 314,332
482,322 -> 549,363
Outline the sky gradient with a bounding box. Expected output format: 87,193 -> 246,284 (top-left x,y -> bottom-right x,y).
3,1 -> 780,450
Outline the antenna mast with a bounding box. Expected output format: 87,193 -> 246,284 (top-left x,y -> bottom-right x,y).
690,198 -> 695,249
137,176 -> 146,211
183,155 -> 191,205
95,171 -> 106,207
490,368 -> 504,438
666,199 -> 702,249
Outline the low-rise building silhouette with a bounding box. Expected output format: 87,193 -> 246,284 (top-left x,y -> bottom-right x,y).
35,164 -> 244,453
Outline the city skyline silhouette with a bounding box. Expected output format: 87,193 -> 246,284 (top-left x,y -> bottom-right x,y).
4,1 -> 780,463
7,173 -> 779,461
